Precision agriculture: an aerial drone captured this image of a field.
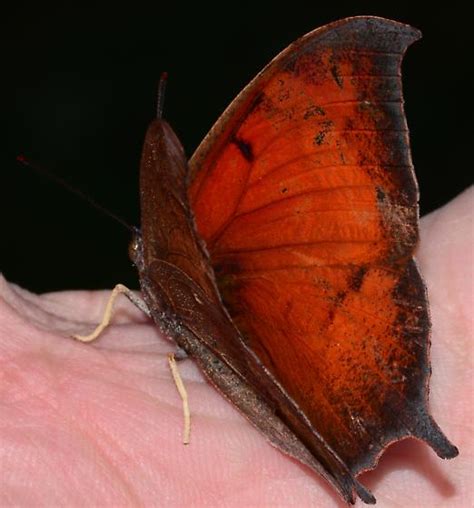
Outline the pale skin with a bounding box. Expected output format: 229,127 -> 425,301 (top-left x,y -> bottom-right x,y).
0,188 -> 472,507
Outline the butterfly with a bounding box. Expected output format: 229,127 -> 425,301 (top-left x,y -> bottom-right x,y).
82,16 -> 459,505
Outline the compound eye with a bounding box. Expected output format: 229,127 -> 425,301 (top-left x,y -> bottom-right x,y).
128,234 -> 141,265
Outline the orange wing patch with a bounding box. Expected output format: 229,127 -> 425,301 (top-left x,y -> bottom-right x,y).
188,17 -> 457,501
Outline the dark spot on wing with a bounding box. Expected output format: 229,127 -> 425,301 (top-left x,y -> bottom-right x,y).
249,91 -> 265,112
304,105 -> 326,119
376,186 -> 387,204
330,64 -> 344,88
334,290 -> 347,305
314,131 -> 326,145
232,136 -> 254,162
349,266 -> 367,292
327,290 -> 347,324
313,120 -> 334,146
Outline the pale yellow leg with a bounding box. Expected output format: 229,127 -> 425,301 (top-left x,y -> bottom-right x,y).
73,284 -> 150,342
72,284 -> 190,444
168,353 -> 191,445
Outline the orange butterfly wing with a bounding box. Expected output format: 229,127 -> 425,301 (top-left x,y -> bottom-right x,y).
189,17 -> 457,495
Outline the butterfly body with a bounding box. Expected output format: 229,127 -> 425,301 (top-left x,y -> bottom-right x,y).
133,17 -> 458,505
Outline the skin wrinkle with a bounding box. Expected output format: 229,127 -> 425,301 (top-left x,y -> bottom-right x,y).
61,365 -> 195,501
72,419 -> 145,505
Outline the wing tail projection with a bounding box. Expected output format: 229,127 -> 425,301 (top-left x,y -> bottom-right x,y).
188,16 -> 457,503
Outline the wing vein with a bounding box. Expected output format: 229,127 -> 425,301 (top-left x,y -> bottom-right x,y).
214,238 -> 379,256
233,184 -> 375,219
248,162 -> 410,192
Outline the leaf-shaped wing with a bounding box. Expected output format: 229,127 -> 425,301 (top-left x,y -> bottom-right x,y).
189,16 -> 458,502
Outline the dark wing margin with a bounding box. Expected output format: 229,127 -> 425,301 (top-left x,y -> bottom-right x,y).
187,15 -> 457,504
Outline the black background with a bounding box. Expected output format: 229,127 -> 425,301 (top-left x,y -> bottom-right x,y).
2,3 -> 470,293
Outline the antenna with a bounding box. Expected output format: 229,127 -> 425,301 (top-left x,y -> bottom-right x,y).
156,71 -> 168,119
16,155 -> 135,234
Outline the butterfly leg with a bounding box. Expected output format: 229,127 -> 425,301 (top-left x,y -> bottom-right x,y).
72,284 -> 191,444
73,283 -> 150,342
168,352 -> 191,445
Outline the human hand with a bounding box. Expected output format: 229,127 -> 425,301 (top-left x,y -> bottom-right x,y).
1,188 -> 472,507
